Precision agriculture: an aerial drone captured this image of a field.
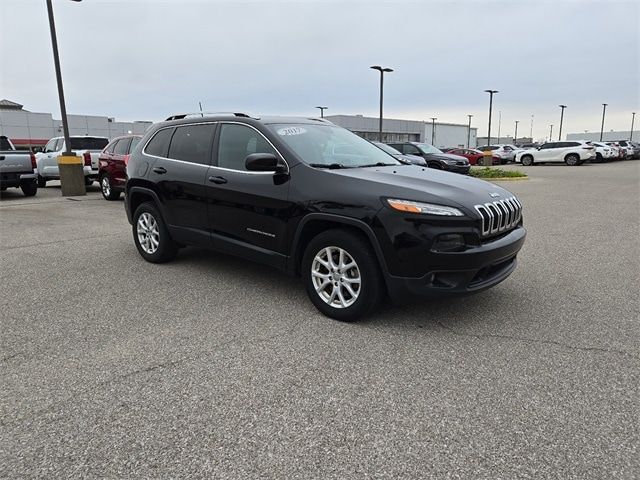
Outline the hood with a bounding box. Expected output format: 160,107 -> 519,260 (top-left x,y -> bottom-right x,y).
329,165 -> 515,213
425,153 -> 469,163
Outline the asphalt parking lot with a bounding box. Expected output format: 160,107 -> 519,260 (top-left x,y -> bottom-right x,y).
1,162 -> 639,478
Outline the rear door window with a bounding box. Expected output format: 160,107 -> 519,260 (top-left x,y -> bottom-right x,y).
145,128 -> 174,158
404,144 -> 421,155
168,124 -> 215,165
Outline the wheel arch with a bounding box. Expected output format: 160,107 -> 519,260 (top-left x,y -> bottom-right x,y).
288,214 -> 389,280
126,184 -> 163,225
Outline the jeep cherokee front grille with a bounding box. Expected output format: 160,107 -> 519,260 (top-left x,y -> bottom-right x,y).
474,197 -> 522,237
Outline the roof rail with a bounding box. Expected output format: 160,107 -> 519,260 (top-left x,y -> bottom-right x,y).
165,112 -> 253,121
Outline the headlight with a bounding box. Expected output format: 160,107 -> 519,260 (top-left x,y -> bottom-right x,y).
387,199 -> 464,216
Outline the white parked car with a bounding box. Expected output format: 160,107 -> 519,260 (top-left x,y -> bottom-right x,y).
603,142 -> 624,159
591,142 -> 616,162
615,140 -> 635,158
516,141 -> 596,166
478,144 -> 516,164
35,136 -> 109,187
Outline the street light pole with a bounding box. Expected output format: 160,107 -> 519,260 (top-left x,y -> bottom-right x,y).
600,103 -> 607,141
514,120 -> 519,145
46,0 -> 84,196
497,111 -> 502,143
467,114 -> 473,148
558,104 -> 567,140
370,66 -> 393,142
484,90 -> 498,145
630,112 -> 636,142
315,106 -> 328,118
549,124 -> 553,142
431,117 -> 437,145
530,115 -> 534,140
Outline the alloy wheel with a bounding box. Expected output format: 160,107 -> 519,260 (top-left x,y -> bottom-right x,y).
101,177 -> 111,197
311,246 -> 361,309
137,212 -> 160,254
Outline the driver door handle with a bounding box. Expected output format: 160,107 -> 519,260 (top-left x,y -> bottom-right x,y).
152,166 -> 167,174
208,175 -> 227,184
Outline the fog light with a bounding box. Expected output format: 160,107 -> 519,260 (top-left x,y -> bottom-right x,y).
432,233 -> 466,252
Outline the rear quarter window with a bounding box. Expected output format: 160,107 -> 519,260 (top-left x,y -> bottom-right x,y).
144,128 -> 175,157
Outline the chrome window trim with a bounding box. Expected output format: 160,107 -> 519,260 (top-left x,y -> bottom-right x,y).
141,120 -> 290,175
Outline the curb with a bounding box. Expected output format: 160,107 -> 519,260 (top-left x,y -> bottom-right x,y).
483,176 -> 529,181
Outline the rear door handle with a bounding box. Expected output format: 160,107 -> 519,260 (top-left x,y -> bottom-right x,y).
208,176 -> 227,184
152,166 -> 167,174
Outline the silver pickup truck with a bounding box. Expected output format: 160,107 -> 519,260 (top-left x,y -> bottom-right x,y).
35,136 -> 109,187
0,136 -> 38,197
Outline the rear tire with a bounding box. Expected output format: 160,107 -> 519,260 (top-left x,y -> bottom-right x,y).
20,180 -> 38,197
132,202 -> 178,263
302,229 -> 384,322
521,155 -> 533,166
565,154 -> 580,166
100,174 -> 120,200
37,176 -> 47,187
85,177 -> 94,186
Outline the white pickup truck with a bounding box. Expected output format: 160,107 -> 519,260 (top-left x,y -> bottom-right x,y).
0,136 -> 38,196
35,136 -> 109,187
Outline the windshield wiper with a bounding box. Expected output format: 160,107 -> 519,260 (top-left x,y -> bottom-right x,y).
355,162 -> 400,168
308,163 -> 348,169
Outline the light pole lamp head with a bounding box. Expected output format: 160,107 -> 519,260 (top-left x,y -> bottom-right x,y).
370,66 -> 393,73
559,104 -> 567,109
484,89 -> 499,94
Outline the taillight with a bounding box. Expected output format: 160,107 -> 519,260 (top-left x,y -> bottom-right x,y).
30,152 -> 37,170
83,151 -> 92,166
124,154 -> 130,166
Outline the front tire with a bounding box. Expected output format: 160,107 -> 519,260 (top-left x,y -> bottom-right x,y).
565,154 -> 580,166
521,155 -> 534,166
85,177 -> 94,186
20,180 -> 37,197
302,230 -> 384,322
132,202 -> 178,263
37,176 -> 47,188
100,174 -> 120,200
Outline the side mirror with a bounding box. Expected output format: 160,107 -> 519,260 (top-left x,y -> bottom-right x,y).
245,153 -> 286,173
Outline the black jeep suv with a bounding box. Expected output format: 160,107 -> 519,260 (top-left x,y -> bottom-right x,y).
125,113 -> 526,321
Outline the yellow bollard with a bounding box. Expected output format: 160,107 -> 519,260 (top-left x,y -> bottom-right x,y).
57,155 -> 86,196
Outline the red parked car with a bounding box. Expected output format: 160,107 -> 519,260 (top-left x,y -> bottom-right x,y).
445,148 -> 489,165
98,135 -> 141,200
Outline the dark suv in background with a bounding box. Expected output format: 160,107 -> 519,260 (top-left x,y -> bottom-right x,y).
125,114 -> 525,321
386,142 -> 470,174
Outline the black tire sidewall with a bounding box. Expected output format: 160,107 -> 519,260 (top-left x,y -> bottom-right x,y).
302,230 -> 383,322
20,181 -> 37,197
132,202 -> 177,263
100,174 -> 119,200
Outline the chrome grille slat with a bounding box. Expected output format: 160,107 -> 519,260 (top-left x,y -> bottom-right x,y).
474,196 -> 522,237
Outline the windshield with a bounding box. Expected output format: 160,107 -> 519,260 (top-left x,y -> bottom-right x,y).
70,137 -> 109,150
269,124 -> 402,168
416,143 -> 443,154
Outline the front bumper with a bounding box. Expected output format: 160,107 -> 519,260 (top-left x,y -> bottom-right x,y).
384,226 -> 526,299
443,164 -> 471,174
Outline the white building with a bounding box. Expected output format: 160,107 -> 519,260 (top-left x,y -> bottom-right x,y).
566,130 -> 638,142
325,114 -> 478,148
0,99 -> 152,150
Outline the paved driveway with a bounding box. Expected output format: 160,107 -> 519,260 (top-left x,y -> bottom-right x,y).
1,162 -> 638,478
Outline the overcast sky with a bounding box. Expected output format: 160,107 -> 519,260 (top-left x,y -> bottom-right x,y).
1,0 -> 638,140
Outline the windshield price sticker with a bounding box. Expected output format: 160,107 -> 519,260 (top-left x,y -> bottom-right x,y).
277,127 -> 307,136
